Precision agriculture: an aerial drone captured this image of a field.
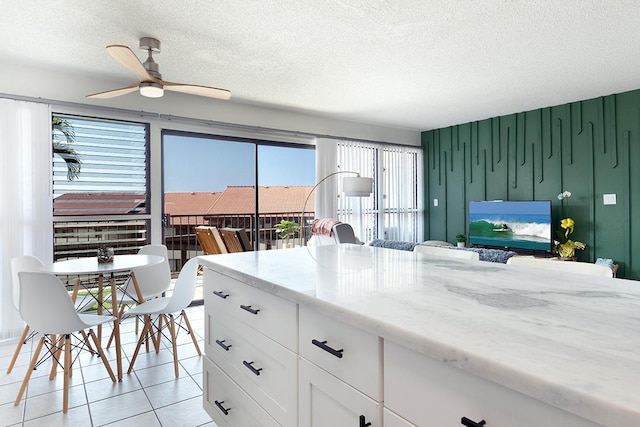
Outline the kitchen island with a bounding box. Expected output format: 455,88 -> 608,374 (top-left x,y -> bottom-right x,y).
200,244 -> 639,426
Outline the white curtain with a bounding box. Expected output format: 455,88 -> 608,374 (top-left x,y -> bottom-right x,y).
0,99 -> 52,341
337,140 -> 423,243
314,138 -> 339,219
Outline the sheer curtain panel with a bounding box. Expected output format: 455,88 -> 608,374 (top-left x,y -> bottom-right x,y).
336,140 -> 423,243
0,99 -> 52,340
314,138 -> 339,220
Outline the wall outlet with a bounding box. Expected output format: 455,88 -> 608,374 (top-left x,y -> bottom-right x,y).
603,194 -> 617,205
433,198 -> 439,207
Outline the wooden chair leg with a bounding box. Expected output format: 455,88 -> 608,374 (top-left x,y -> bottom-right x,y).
181,310 -> 202,356
49,334 -> 62,380
106,304 -> 126,350
168,315 -> 179,378
127,319 -> 152,374
143,315 -> 150,353
6,324 -> 30,374
63,335 -> 71,414
152,314 -> 164,353
14,336 -> 45,406
89,329 -> 116,382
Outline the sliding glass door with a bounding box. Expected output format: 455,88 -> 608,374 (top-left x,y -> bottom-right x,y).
162,131 -> 314,293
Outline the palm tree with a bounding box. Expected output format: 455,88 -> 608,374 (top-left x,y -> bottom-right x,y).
52,117 -> 81,180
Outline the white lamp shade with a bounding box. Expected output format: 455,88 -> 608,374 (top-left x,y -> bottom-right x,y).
139,82 -> 164,98
343,176 -> 373,197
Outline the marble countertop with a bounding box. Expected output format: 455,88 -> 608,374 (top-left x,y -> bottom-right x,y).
199,245 -> 640,426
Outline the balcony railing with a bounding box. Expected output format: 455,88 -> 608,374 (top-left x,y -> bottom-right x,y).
53,212 -> 314,273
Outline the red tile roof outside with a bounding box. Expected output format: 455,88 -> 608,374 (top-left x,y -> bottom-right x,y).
53,193 -> 146,216
54,187 -> 315,218
210,186 -> 314,215
164,192 -> 222,215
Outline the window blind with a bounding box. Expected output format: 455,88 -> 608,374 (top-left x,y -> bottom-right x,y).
337,141 -> 423,242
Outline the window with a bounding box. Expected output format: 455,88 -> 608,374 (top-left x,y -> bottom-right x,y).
162,131 -> 314,256
337,141 -> 423,242
52,115 -> 149,260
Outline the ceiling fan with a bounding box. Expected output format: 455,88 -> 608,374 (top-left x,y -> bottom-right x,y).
87,37 -> 231,100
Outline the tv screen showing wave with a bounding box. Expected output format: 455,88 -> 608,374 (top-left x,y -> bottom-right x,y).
468,200 -> 552,251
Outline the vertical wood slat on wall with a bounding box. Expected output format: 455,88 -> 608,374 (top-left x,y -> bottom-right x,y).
422,88 -> 640,279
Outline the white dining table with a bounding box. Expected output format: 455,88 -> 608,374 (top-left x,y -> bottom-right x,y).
41,254 -> 164,381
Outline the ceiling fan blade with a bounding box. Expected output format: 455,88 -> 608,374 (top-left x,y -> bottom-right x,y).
86,83 -> 139,99
162,81 -> 231,100
106,45 -> 155,82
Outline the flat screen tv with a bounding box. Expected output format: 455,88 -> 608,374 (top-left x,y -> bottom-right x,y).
468,200 -> 552,252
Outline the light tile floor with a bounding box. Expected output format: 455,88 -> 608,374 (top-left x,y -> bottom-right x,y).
0,305 -> 215,427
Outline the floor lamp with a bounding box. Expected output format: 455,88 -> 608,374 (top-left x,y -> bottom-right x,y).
300,171 -> 373,244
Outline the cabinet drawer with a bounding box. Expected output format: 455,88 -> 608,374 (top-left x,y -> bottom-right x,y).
204,268 -> 297,351
299,306 -> 382,401
299,358 -> 381,427
203,357 -> 280,427
206,311 -> 297,426
384,408 -> 417,427
384,341 -> 602,427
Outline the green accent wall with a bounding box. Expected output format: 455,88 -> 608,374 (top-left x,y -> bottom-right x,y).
421,88 -> 640,279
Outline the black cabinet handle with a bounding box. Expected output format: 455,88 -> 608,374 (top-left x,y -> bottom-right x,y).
240,304 -> 260,315
312,339 -> 344,358
214,400 -> 231,415
215,339 -> 231,351
213,291 -> 229,299
359,415 -> 371,427
243,360 -> 263,376
461,417 -> 486,427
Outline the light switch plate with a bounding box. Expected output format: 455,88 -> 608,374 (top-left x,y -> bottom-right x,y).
603,194 -> 617,205
433,198 -> 439,207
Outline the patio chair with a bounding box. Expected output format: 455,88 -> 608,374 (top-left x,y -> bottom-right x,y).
219,228 -> 245,252
195,226 -> 228,255
14,271 -> 116,413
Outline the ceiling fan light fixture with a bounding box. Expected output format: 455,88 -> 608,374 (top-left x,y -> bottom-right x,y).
139,82 -> 164,98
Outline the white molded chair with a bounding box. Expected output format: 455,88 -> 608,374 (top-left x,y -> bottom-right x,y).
7,256 -> 43,374
7,256 -> 91,374
125,257 -> 202,378
506,256 -> 613,278
106,244 -> 171,347
117,244 -> 171,304
413,245 -> 480,261
15,271 -> 116,413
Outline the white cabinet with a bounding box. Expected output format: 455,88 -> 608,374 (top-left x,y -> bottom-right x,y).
298,306 -> 383,426
202,259 -> 608,427
384,340 -> 602,427
299,358 -> 382,427
204,357 -> 280,427
383,409 -> 416,427
299,306 -> 382,401
203,268 -> 298,426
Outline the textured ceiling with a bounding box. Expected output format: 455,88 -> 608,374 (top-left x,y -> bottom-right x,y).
2,1 -> 640,131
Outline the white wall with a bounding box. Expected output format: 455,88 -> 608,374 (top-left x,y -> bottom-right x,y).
0,61 -> 420,146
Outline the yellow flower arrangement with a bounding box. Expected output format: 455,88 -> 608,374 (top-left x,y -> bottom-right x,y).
554,191 -> 586,259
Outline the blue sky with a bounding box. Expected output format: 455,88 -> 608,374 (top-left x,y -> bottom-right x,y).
163,135 -> 315,192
